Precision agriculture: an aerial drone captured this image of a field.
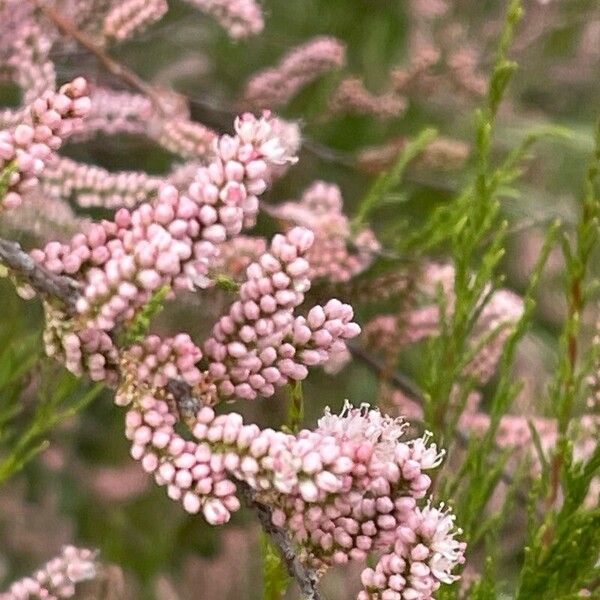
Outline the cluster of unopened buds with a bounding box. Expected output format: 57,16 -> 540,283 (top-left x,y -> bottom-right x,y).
32,112 -> 299,380
185,0 -> 264,39
358,503 -> 465,600
42,156 -> 163,210
0,77 -> 90,211
0,546 -> 98,600
244,36 -> 347,108
271,181 -> 380,282
330,77 -> 407,120
114,225 -> 361,404
119,363 -> 466,598
78,87 -> 153,139
202,228 -> 361,400
102,0 -> 168,41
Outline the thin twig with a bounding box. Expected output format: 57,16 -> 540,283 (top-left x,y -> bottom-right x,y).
30,0 -> 168,113
349,344 -> 424,402
169,380 -> 324,599
238,482 -> 323,600
0,237 -> 79,312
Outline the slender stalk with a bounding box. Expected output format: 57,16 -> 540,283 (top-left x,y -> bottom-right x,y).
239,482 -> 322,600
0,237 -> 80,312
546,117 -> 600,513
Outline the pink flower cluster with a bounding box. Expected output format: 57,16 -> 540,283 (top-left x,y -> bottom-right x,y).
124,395 -> 241,523
271,181 -> 380,282
7,21 -> 56,104
116,334 -> 204,405
32,115 -> 298,383
363,308 -> 439,352
43,304 -> 119,383
71,87 -> 216,163
203,227 -> 360,400
359,504 -> 465,600
32,111 -> 297,348
330,77 -> 407,120
459,411 -> 557,459
0,546 -> 98,600
244,37 -> 346,108
0,2 -> 475,596
268,405 -> 447,563
183,0 -> 264,38
77,87 -> 153,139
114,227 -> 360,403
103,0 -> 168,42
44,87 -> 219,210
155,117 -> 217,161
357,135 -> 469,174
0,77 -> 90,211
42,157 -> 162,209
119,374 -> 465,597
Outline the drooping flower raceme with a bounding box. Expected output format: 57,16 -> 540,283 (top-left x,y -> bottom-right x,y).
33,113 -> 299,382
6,20 -> 56,104
75,87 -> 153,140
359,503 -> 466,600
117,343 -> 466,598
330,77 -> 407,120
103,0 -> 168,41
42,156 -> 163,209
202,227 -> 361,401
183,0 -> 264,39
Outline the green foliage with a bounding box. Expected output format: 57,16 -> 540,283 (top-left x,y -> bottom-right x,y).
549,116 -> 600,433
117,284 -> 171,347
261,532 -> 290,600
284,380 -> 304,434
513,115 -> 600,600
357,0 -> 600,595
0,360 -> 104,485
214,273 -> 241,293
466,558 -> 499,600
516,477 -> 600,597
353,127 -> 438,229
409,0 -> 527,447
0,160 -> 17,200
